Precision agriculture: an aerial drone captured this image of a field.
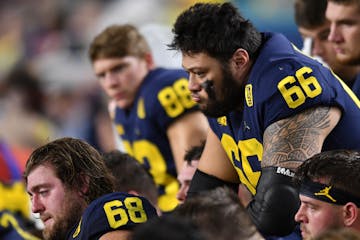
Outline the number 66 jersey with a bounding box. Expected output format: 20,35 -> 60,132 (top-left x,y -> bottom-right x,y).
209,32 -> 360,195
67,192 -> 158,240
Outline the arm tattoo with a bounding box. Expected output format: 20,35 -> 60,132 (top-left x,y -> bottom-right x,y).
262,106 -> 331,169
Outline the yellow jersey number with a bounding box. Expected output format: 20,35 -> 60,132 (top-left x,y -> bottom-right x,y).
103,197 -> 148,229
123,140 -> 179,212
278,66 -> 322,109
158,78 -> 196,117
221,134 -> 263,195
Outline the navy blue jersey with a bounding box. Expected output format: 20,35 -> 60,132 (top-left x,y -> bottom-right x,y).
351,73 -> 360,98
0,211 -> 40,240
114,68 -> 197,212
67,192 -> 158,240
209,32 -> 360,195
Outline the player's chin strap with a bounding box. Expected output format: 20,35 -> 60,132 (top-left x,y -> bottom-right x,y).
247,166 -> 300,237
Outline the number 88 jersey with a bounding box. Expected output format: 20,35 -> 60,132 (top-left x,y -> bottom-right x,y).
114,68 -> 198,212
67,192 -> 158,240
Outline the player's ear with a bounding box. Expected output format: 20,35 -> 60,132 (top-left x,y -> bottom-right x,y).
343,202 -> 358,226
144,52 -> 155,68
231,48 -> 250,82
127,190 -> 140,196
78,174 -> 90,197
232,48 -> 249,68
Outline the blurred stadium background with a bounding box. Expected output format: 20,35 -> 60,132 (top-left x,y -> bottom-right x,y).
0,0 -> 300,153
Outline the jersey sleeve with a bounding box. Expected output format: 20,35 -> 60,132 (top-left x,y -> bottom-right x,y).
68,192 -> 158,240
253,58 -> 340,130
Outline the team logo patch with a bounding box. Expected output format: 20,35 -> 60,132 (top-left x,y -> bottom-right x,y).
137,98 -> 146,119
315,186 -> 337,202
245,84 -> 253,107
217,116 -> 227,126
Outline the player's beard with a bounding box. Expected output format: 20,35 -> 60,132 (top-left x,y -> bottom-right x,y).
42,191 -> 85,240
202,64 -> 245,118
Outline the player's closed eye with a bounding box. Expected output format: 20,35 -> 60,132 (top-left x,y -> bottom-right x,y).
194,71 -> 205,78
38,190 -> 49,197
111,65 -> 126,74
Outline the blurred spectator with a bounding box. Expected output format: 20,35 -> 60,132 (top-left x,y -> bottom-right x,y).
0,65 -> 57,151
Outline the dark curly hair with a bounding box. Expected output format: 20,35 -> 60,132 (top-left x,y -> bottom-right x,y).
294,150 -> 360,199
169,2 -> 262,63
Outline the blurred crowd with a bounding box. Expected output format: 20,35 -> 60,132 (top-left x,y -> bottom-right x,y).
0,0 -> 217,153
0,0 -> 298,155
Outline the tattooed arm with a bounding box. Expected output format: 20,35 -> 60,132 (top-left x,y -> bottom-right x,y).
262,106 -> 342,170
247,106 -> 341,236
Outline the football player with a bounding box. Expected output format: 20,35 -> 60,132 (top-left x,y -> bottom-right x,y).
67,192 -> 157,240
326,0 -> 360,96
89,24 -> 208,213
294,150 -> 360,240
24,137 -> 157,240
102,150 -> 160,214
169,2 -> 360,238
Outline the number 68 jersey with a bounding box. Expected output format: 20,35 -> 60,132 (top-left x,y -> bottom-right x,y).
114,68 -> 198,212
67,192 -> 158,240
209,32 -> 360,195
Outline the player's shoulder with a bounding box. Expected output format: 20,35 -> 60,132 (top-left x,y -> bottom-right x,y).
69,192 -> 158,239
351,73 -> 360,98
255,32 -> 328,80
251,48 -> 332,97
139,67 -> 197,118
143,67 -> 188,89
85,192 -> 157,215
89,192 -> 133,206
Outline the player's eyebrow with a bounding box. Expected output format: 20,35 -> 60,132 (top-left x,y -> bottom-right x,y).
27,183 -> 51,196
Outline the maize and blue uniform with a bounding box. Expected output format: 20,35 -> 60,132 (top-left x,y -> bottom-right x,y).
209,32 -> 360,240
114,68 -> 197,212
351,73 -> 360,98
67,192 -> 158,240
0,141 -> 37,240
